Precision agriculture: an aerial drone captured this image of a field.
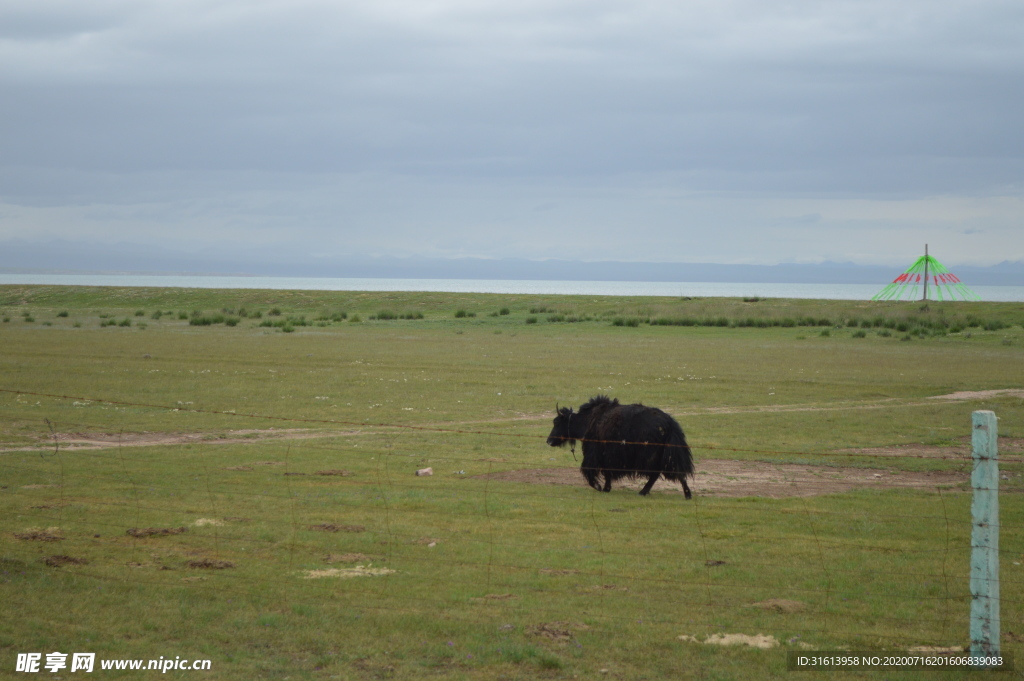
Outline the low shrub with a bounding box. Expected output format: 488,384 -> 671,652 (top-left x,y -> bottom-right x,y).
499,307 -> 510,315
57,310 -> 69,318
190,314 -> 226,326
525,317 -> 538,324
852,330 -> 866,338
650,317 -> 698,326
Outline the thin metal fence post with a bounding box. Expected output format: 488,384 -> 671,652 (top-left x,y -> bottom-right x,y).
970,410 -> 999,663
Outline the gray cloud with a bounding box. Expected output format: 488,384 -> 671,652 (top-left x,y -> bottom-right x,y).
0,0 -> 1022,266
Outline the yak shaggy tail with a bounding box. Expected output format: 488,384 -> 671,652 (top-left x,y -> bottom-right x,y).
661,417 -> 695,483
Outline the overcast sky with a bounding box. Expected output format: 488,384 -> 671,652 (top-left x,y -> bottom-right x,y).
1,0 -> 1022,267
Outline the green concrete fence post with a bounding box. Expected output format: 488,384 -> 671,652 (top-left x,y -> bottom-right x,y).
970,410 -> 999,664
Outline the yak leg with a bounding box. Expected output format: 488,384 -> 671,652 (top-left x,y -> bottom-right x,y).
581,466 -> 602,491
639,473 -> 659,496
602,474 -> 612,492
681,477 -> 693,500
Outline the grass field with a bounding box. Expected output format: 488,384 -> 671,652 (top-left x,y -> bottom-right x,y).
2,285 -> 1023,679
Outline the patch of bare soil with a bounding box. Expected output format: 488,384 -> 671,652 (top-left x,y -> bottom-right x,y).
748,599 -> 805,613
14,528 -> 63,542
309,523 -> 365,533
525,621 -> 590,642
475,459 -> 966,498
186,559 -> 234,570
315,469 -> 354,476
126,527 -> 188,538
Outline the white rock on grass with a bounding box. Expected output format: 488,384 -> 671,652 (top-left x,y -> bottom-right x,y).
678,633 -> 780,649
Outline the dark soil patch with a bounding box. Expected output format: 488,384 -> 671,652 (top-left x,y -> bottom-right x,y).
309,523 -> 365,533
127,527 -> 188,538
186,559 -> 235,569
316,469 -> 354,476
43,554 -> 88,567
525,621 -> 589,641
749,599 -> 805,613
14,529 -> 63,542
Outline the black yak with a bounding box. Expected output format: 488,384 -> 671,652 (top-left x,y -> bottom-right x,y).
546,395 -> 694,498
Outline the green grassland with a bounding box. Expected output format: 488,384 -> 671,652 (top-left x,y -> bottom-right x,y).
1,285 -> 1023,680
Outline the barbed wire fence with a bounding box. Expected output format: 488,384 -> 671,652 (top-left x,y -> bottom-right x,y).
3,388 -> 1022,658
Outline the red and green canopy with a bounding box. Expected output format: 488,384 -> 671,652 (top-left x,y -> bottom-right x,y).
872,250 -> 980,302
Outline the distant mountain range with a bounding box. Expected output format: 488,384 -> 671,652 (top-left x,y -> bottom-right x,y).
2,239 -> 1022,286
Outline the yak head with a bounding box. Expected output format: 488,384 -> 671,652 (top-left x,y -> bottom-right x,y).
546,404 -> 578,448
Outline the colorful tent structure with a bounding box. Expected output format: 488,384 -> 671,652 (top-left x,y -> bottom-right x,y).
872,246 -> 981,302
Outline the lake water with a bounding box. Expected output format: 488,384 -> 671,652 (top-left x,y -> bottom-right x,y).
2,273 -> 1023,301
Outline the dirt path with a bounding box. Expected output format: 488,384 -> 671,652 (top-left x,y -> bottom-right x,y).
0,428 -> 362,453
474,459 -> 968,498
4,389 -> 1020,454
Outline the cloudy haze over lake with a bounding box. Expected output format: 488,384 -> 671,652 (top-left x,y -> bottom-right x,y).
1,0 -> 1022,272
